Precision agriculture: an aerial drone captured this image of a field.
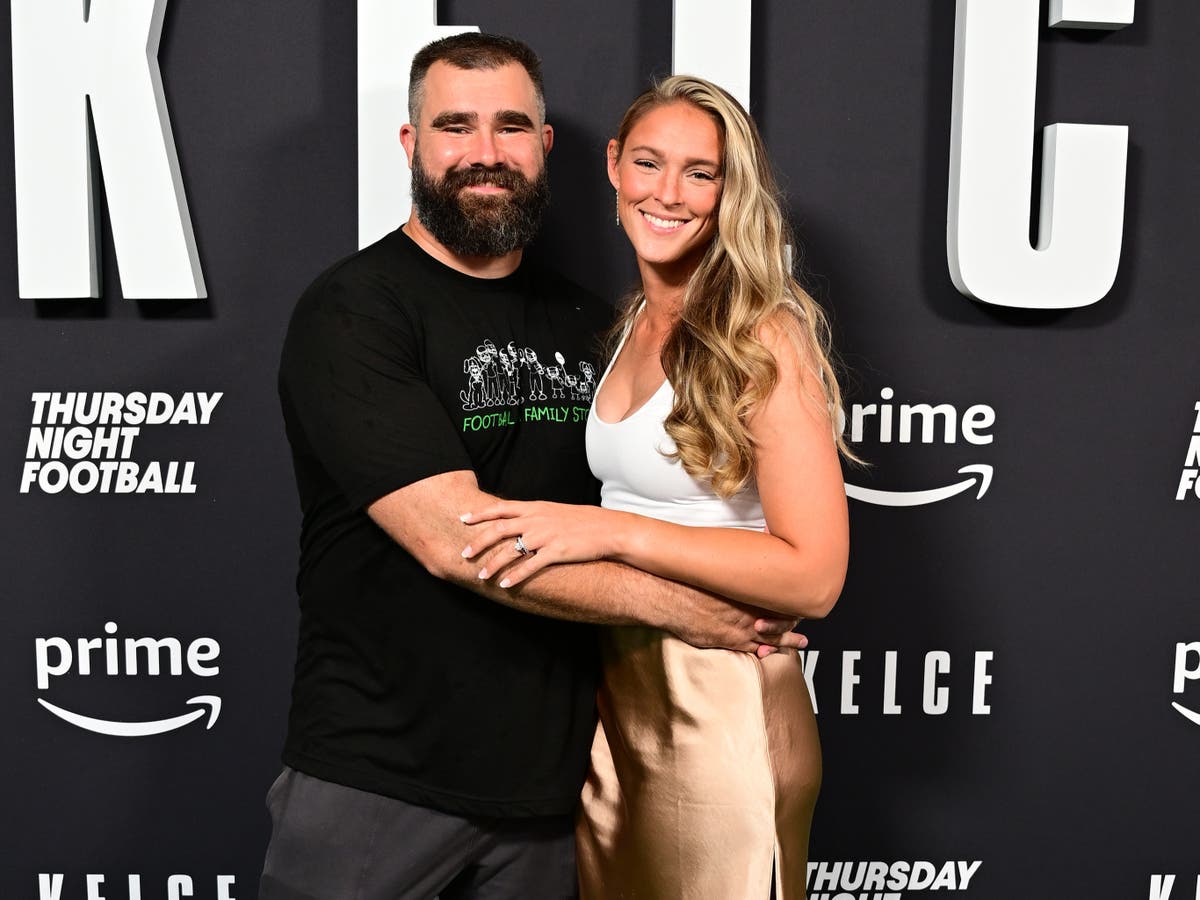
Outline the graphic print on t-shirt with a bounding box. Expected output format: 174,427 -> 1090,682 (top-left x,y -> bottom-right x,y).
460,339 -> 596,410
460,338 -> 597,431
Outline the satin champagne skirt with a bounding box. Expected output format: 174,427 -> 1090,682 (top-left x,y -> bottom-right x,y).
576,627 -> 821,900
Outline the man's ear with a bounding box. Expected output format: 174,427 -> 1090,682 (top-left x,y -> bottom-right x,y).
542,124 -> 554,156
400,124 -> 417,167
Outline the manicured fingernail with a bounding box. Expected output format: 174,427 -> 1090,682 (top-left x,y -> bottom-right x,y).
459,513 -> 471,522
477,569 -> 488,579
499,578 -> 511,588
461,546 -> 472,557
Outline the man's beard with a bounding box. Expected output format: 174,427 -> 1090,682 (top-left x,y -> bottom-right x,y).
410,149 -> 550,257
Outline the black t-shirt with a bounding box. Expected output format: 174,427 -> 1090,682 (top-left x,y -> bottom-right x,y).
278,229 -> 611,818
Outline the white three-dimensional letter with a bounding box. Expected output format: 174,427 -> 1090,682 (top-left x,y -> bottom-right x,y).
947,0 -> 1133,308
672,0 -> 752,110
11,0 -> 205,299
357,0 -> 477,247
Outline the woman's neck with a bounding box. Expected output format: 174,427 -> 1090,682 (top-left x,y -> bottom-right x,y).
639,290 -> 681,337
637,260 -> 695,330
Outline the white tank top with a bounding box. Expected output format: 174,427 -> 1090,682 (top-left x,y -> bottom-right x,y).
585,326 -> 765,530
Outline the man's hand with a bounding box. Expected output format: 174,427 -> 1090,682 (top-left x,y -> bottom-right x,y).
755,617 -> 808,658
651,580 -> 807,657
368,470 -> 809,656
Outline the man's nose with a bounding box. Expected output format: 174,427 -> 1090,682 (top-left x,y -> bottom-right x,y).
467,130 -> 502,167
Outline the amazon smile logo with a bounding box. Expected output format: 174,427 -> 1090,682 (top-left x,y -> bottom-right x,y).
1172,642 -> 1200,727
34,621 -> 222,737
840,386 -> 996,507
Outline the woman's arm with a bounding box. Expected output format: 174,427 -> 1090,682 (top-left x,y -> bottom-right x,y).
462,320 -> 849,619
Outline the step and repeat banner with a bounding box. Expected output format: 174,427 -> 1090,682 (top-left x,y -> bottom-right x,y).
3,1 -> 1197,898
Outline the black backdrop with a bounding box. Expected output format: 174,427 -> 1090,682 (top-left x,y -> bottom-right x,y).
3,2 -> 1198,899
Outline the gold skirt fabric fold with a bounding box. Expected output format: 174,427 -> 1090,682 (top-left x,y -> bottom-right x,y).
577,627 -> 821,900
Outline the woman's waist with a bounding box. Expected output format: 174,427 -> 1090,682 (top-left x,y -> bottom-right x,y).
596,628 -> 800,722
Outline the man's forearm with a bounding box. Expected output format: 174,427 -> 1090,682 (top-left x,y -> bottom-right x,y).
428,530 -> 799,653
372,471 -> 671,625
368,470 -> 799,652
439,551 -> 672,628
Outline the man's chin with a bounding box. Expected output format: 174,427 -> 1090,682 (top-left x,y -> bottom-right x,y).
457,195 -> 515,219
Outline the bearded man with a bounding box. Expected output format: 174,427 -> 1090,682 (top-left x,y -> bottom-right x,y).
261,33 -> 803,900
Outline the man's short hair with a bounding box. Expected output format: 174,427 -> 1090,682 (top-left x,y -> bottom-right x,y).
409,33 -> 546,125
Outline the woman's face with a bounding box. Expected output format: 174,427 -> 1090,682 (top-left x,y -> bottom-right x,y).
608,101 -> 723,276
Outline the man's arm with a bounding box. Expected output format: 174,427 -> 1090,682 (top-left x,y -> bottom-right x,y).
367,469 -> 806,653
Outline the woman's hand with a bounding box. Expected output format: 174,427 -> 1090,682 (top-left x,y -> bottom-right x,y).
460,501 -> 623,587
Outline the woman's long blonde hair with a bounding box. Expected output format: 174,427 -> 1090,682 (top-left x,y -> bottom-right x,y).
609,75 -> 855,497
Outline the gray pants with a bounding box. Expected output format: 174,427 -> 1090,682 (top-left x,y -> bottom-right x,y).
259,768 -> 577,900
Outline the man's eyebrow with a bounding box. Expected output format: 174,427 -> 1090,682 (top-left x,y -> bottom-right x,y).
430,111 -> 478,129
494,110 -> 536,129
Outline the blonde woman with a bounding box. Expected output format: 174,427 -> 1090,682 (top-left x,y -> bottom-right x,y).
461,76 -> 850,898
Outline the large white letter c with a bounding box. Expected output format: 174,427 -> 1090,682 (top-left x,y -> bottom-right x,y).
947,0 -> 1133,309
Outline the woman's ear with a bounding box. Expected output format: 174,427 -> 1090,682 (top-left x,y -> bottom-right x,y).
606,140 -> 621,191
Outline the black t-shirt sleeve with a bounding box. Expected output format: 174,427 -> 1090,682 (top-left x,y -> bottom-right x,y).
280,268 -> 474,509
